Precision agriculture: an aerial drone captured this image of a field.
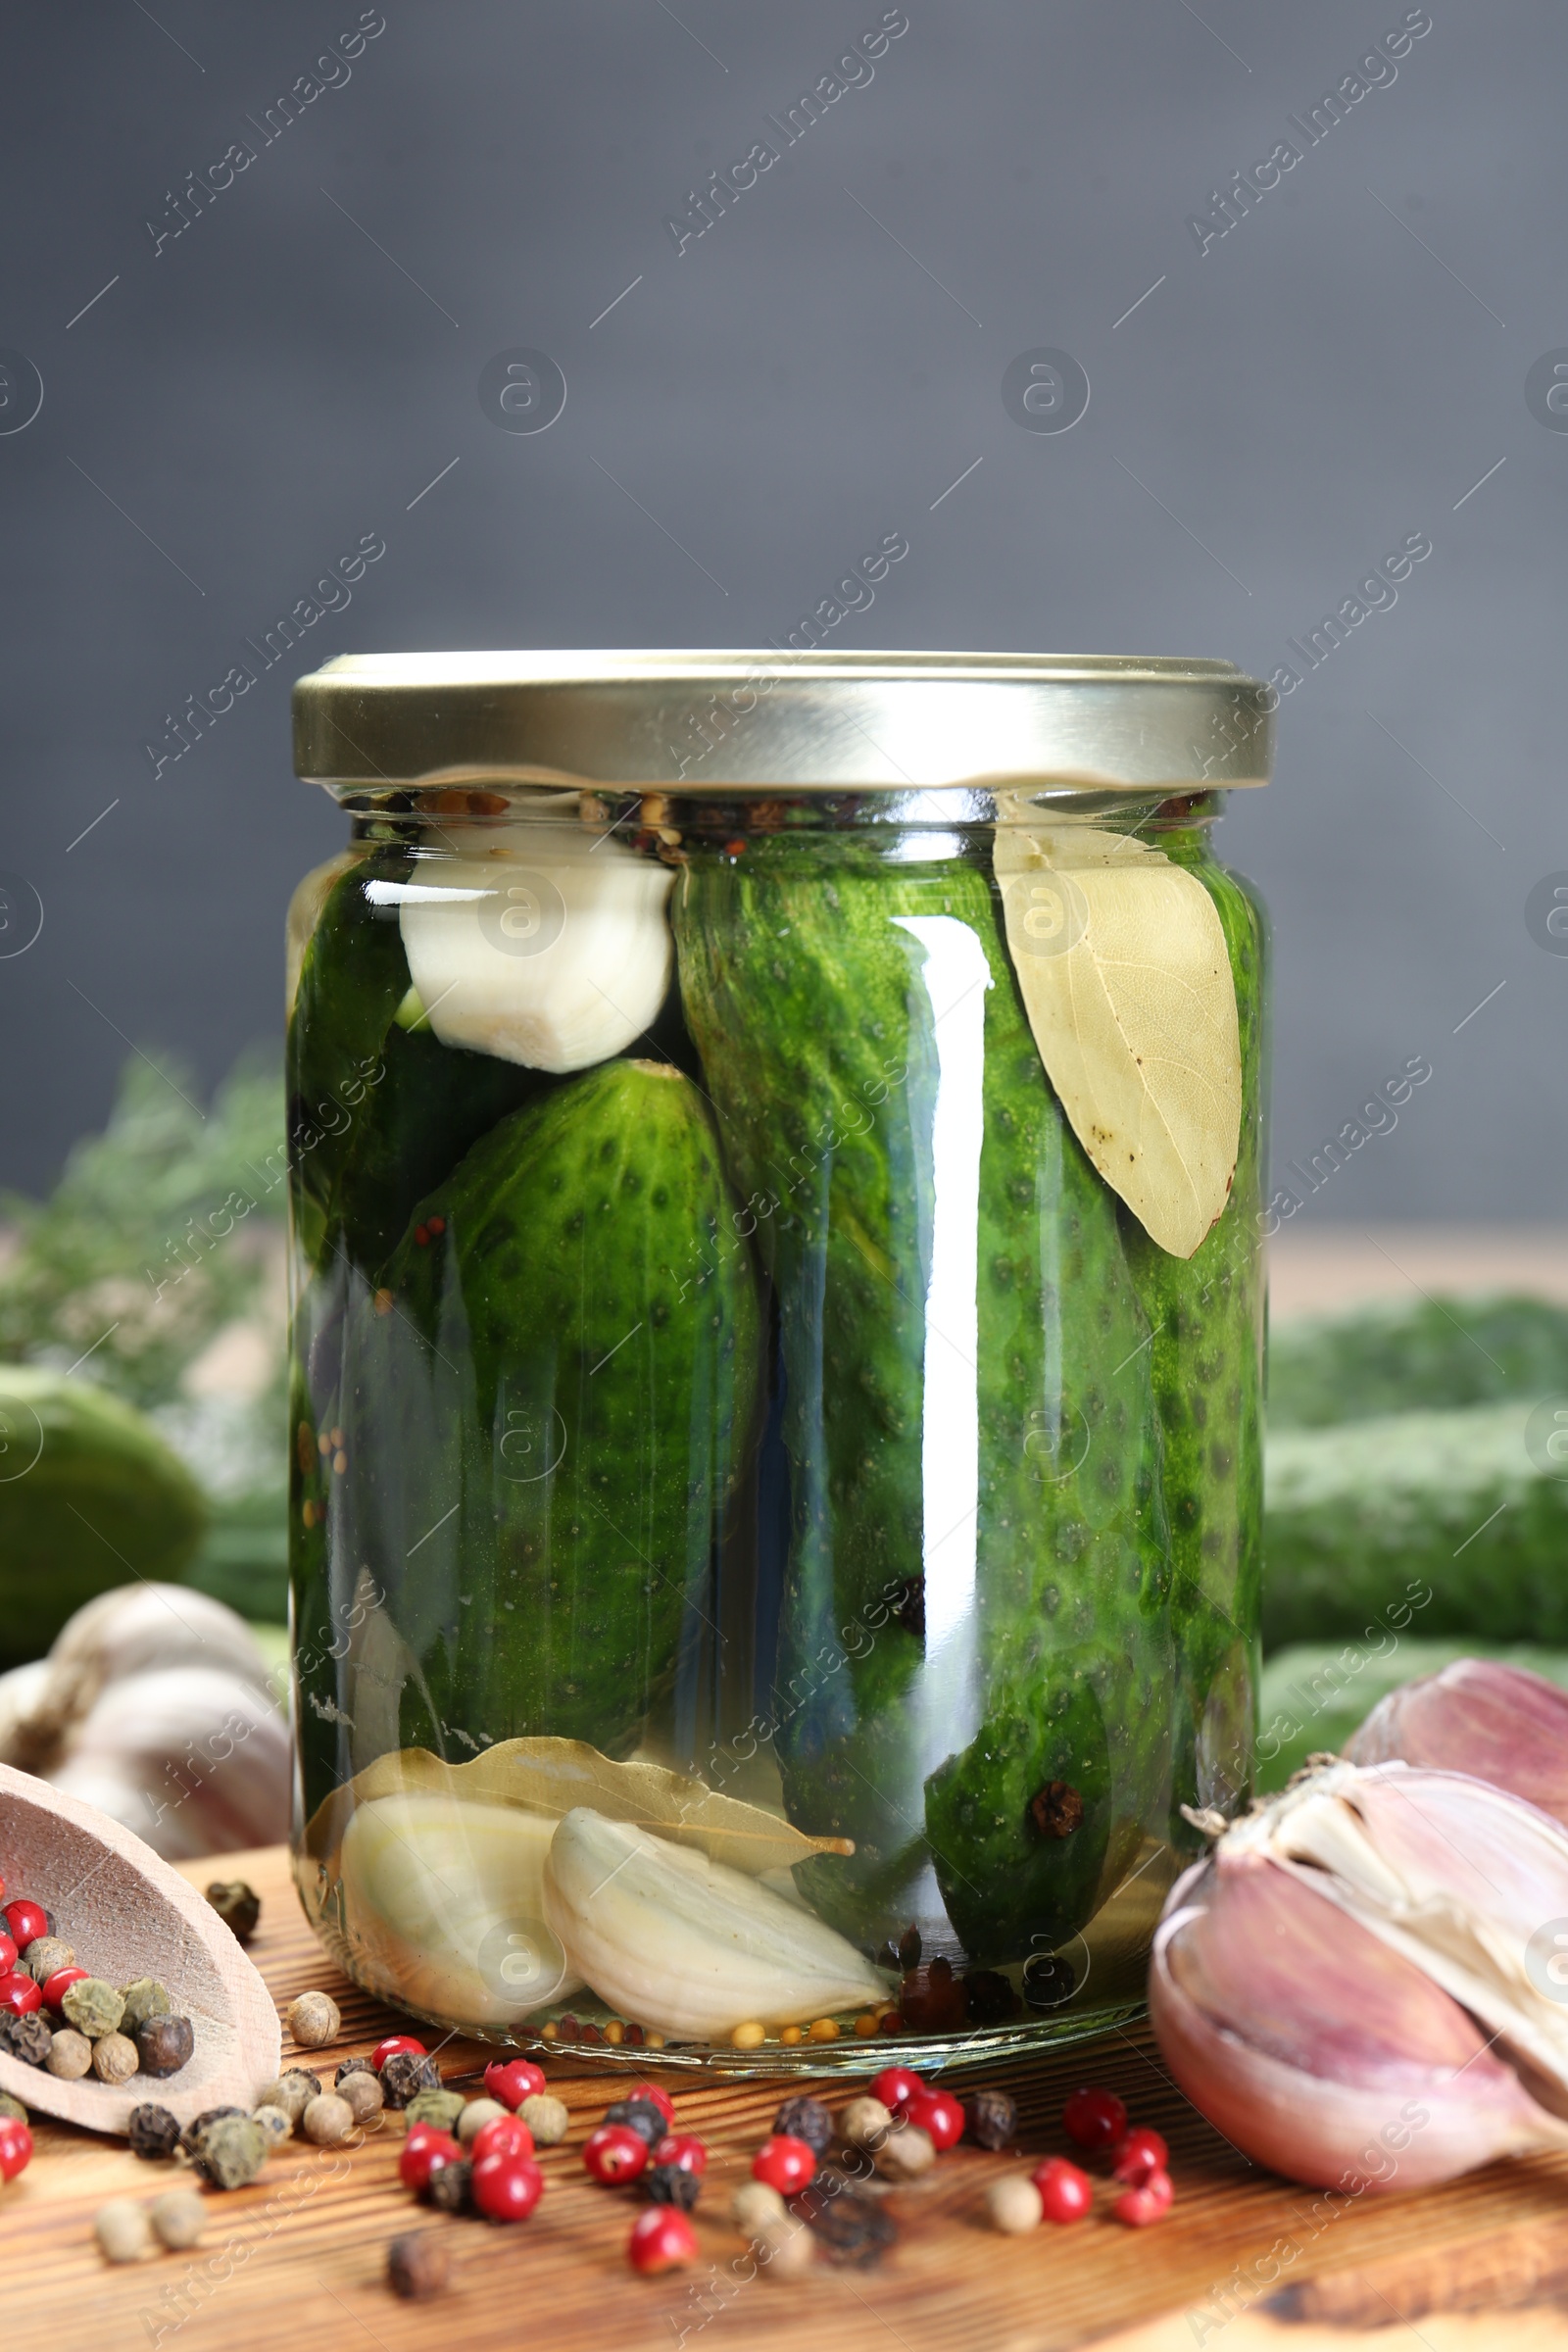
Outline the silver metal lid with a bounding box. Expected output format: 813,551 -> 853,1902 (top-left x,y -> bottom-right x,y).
292,650 -> 1272,795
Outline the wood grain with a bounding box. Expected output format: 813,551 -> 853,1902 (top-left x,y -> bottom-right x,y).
1,1842 -> 1566,2349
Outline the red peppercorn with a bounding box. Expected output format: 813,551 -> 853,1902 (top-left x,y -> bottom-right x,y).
904,2087 -> 963,2153
471,2114 -> 535,2164
0,2120 -> 32,2182
414,1225 -> 430,1247
628,2205 -> 698,2275
1114,2167 -> 1174,2226
482,2057 -> 546,2109
869,2065 -> 925,2115
40,1967 -> 87,2012
372,2034 -> 427,2070
1112,2127 -> 1169,2185
654,2133 -> 707,2176
0,1936 -> 16,1977
427,1215 -> 446,1236
752,2134 -> 816,2195
399,2129 -> 461,2192
0,1973 -> 41,2018
1032,2156 -> 1093,2224
3,1901 -> 47,1952
584,2123 -> 651,2185
1062,2085 -> 1127,2153
624,2080 -> 675,2126
471,2150 -> 544,2223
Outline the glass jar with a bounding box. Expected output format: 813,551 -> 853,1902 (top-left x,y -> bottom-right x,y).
285,652 -> 1272,2075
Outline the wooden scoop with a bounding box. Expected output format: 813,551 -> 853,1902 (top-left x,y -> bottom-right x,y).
0,1761 -> 280,2132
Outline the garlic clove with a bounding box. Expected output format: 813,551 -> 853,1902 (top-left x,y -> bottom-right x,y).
398,832 -> 674,1073
1151,1853 -> 1568,2191
541,1806 -> 887,2037
338,1792 -> 582,2029
1347,1657 -> 1568,1831
50,1667 -> 291,1861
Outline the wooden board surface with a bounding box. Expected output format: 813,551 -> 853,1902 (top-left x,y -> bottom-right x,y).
5,1843 -> 1568,2350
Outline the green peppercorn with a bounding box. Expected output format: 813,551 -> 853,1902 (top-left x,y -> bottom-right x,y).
62,1978 -> 125,2039
0,2094 -> 27,2126
191,2114 -> 268,2191
402,2087 -> 466,2136
119,1978 -> 172,2033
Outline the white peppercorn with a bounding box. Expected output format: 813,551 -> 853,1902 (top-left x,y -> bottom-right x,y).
46,2029 -> 92,2081
987,2176 -> 1044,2235
92,2033 -> 140,2085
257,2071 -> 319,2126
286,1990 -> 341,2050
251,2103 -> 293,2146
838,2094 -> 894,2151
95,2199 -> 155,2264
754,2212 -> 816,2279
875,2123 -> 936,2180
457,2096 -> 506,2145
338,2071 -> 384,2125
731,2180 -> 788,2235
519,2091 -> 569,2146
151,2188 -> 207,2250
302,2092 -> 356,2146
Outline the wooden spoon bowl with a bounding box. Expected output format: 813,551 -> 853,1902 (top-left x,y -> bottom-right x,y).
0,1761 -> 280,2132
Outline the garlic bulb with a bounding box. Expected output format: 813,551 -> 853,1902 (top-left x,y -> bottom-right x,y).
1152,1759 -> 1568,2192
339,1792 -> 581,2028
1347,1656 -> 1568,1830
542,1806 -> 887,2036
0,1585 -> 288,1860
397,830 -> 674,1072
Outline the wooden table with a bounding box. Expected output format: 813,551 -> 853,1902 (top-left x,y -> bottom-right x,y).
7,1843 -> 1568,2350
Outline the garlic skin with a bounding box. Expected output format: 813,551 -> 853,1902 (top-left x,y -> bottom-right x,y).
1347,1657 -> 1568,1831
1152,1759 -> 1568,2192
339,1792 -> 582,2029
398,832 -> 674,1073
542,1806 -> 887,2036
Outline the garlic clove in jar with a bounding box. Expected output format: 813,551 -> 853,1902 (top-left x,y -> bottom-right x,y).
50,1666 -> 291,1861
542,1806 -> 887,2037
397,831 -> 674,1074
1347,1657 -> 1568,1832
338,1792 -> 582,2029
1151,1848 -> 1568,2193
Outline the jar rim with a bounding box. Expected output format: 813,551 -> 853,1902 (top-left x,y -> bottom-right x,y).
293,649 -> 1274,796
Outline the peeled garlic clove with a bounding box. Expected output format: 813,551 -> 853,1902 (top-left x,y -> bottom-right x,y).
398,834 -> 673,1073
542,1806 -> 887,2037
1152,1851 -> 1568,2192
338,1792 -> 581,2029
1347,1658 -> 1568,1831
50,1666 -> 290,1860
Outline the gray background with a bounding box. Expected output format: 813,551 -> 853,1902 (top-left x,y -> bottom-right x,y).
1,0 -> 1559,1214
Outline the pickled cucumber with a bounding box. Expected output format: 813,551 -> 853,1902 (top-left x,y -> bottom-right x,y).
674,842 -> 1173,1956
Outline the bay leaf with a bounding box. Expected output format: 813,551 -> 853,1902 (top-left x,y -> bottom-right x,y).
305,1734 -> 855,1878
994,819 -> 1241,1258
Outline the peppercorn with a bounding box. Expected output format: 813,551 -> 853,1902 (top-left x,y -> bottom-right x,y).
0,2094 -> 25,2125
303,2092 -> 356,2146
286,1990 -> 341,2050
646,2162 -> 701,2210
257,2071 -> 320,2126
773,2094 -> 834,2156
837,2096 -> 893,2153
178,2105 -> 245,2160
91,2033 -> 139,2085
795,2180 -> 898,2267
335,2055 -> 375,2084
95,2199 -> 155,2264
119,1978 -> 172,2033
604,2096 -> 665,2147
1021,1952 -> 1077,2010
732,2180 -> 789,2236
192,2113 -> 268,2190
519,2092 -> 568,2146
151,2188 -> 206,2250
875,2124 -> 936,2180
754,2210 -> 816,2280
425,2156 -> 473,2215
964,2088 -> 1017,2151
457,2097 -> 506,2145
404,2087 -> 466,2136
379,2050 -> 440,2108
962,1971 -> 1021,2027
135,2014 -> 194,2080
20,1936 -> 74,1986
339,2071 -> 384,2125
46,2029 -> 91,2081
388,2231 -> 452,2300
0,2013 -> 53,2067
128,2104 -> 180,2161
898,1956 -> 966,2034
205,1881 -> 260,1944
251,2104 -> 292,2146
987,2177 -> 1044,2235
62,1978 -> 124,2039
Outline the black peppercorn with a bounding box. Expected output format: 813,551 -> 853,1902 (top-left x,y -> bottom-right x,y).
425,2157 -> 473,2215
646,2162 -> 701,2210
335,2055 -> 376,2085
388,2231 -> 451,2300
1021,1952 -> 1078,2010
205,1880 -> 261,1944
964,2088 -> 1017,2151
178,2105 -> 245,2160
962,1970 -> 1020,2026
379,2050 -> 441,2109
136,2014 -> 195,2080
604,2097 -> 665,2147
792,2180 -> 897,2267
772,2094 -> 834,2156
128,2104 -> 181,2161
0,2014 -> 53,2068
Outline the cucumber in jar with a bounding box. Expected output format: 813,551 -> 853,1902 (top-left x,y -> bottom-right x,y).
673,843 -> 1173,1958
296,1058 -> 762,1769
